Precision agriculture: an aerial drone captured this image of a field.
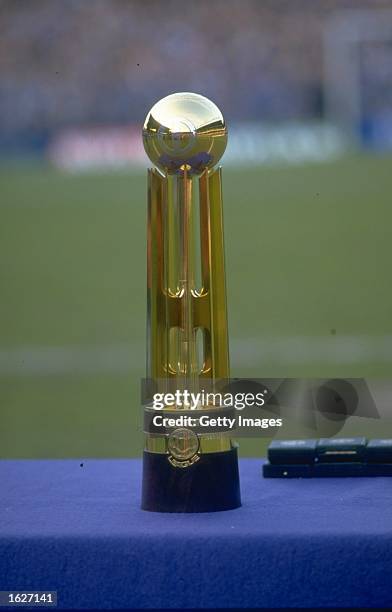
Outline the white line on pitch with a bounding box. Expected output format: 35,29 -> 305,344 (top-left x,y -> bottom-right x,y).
1,335 -> 392,376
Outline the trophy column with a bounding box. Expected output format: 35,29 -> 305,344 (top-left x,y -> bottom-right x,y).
141,92 -> 241,512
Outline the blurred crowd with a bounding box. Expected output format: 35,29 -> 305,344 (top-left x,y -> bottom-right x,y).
0,0 -> 391,151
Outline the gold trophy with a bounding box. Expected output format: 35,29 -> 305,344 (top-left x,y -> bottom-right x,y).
141,92 -> 241,512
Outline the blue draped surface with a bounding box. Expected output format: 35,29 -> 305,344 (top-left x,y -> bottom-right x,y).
0,459 -> 391,610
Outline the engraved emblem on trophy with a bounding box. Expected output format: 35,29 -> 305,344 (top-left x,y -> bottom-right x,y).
141,92 -> 241,512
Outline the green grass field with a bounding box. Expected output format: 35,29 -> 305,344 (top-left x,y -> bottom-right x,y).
1,154 -> 392,458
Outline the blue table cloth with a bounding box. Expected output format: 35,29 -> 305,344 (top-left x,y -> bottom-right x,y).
0,459 -> 391,610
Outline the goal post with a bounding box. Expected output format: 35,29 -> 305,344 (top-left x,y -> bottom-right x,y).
323,9 -> 392,148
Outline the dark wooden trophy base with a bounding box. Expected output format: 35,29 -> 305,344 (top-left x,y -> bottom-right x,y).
141,447 -> 241,513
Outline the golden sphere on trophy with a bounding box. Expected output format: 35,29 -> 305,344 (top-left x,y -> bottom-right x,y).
142,92 -> 227,175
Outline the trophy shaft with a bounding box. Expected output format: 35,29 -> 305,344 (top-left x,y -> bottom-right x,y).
147,168 -> 229,385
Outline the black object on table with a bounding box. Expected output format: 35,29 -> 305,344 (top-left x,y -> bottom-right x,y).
263,437 -> 392,477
